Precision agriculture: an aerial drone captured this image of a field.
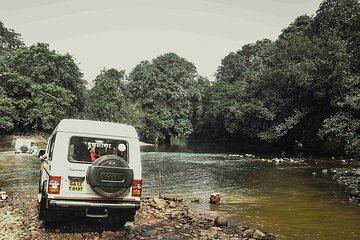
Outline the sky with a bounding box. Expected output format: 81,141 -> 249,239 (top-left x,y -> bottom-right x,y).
0,0 -> 323,83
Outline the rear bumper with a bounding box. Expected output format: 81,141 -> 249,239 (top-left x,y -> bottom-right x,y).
49,199 -> 140,210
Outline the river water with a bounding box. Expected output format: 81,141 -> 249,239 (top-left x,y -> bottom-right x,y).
1,147 -> 360,239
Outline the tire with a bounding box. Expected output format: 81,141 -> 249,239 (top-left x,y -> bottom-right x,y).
38,183 -> 48,221
108,215 -> 127,229
20,145 -> 28,153
38,197 -> 47,221
87,155 -> 133,198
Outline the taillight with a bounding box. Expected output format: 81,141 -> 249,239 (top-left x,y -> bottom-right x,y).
48,176 -> 61,194
132,179 -> 142,197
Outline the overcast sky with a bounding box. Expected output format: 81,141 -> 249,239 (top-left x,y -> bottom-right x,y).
0,0 -> 323,83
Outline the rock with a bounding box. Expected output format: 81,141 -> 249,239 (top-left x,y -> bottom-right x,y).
253,229 -> 266,239
243,229 -> 254,238
312,172 -> 317,176
153,197 -> 166,209
143,229 -> 158,237
214,215 -> 228,227
169,201 -> 177,208
199,230 -> 207,236
210,193 -> 221,204
208,226 -> 219,237
191,198 -> 200,203
321,169 -> 328,174
227,154 -> 243,159
245,153 -> 255,158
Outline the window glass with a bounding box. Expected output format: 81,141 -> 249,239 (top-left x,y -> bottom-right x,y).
68,136 -> 128,163
48,135 -> 56,160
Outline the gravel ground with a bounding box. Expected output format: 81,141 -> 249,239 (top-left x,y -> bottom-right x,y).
0,194 -> 277,240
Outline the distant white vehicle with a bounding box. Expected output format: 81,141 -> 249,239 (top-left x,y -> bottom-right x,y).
14,139 -> 39,154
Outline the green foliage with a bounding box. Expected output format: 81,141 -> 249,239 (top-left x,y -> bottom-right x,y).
0,20 -> 23,54
1,0 -> 359,158
197,0 -> 360,157
0,21 -> 22,132
319,112 -> 360,157
86,68 -> 145,130
87,68 -> 126,122
0,87 -> 16,132
25,83 -> 75,131
201,40 -> 276,140
216,39 -> 274,84
7,43 -> 86,112
0,41 -> 86,132
128,53 -> 199,143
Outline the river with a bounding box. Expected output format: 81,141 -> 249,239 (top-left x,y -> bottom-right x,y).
1,146 -> 360,239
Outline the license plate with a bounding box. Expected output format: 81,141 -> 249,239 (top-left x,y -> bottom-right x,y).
69,181 -> 83,191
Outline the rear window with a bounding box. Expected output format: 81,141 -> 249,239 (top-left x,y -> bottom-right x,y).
68,136 -> 128,163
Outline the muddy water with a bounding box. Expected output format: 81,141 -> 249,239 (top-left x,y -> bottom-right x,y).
0,152 -> 40,193
141,152 -> 360,240
1,150 -> 360,239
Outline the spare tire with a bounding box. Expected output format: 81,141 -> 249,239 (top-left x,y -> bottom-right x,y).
86,155 -> 134,198
20,145 -> 28,153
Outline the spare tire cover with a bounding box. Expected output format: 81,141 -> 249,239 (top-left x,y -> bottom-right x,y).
20,145 -> 28,153
87,155 -> 133,198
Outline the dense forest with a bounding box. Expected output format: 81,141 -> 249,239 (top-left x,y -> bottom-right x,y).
0,0 -> 359,157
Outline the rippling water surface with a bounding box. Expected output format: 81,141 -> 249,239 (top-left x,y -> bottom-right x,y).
141,151 -> 360,240
1,149 -> 360,239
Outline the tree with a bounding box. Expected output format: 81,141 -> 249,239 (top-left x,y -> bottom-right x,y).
25,83 -> 75,131
0,86 -> 16,133
0,20 -> 23,55
86,68 -> 145,130
189,76 -> 211,137
0,21 -> 23,132
7,43 -> 86,113
128,53 -> 199,143
311,0 -> 360,155
200,40 -> 275,140
216,39 -> 274,84
1,43 -> 86,131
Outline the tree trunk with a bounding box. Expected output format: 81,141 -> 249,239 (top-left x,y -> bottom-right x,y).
163,134 -> 171,146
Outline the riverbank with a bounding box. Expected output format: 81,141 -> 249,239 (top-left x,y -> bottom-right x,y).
330,168 -> 360,203
0,133 -> 153,152
0,133 -> 48,152
0,194 -> 277,240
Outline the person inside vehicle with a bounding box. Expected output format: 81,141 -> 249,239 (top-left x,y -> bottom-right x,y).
89,145 -> 99,162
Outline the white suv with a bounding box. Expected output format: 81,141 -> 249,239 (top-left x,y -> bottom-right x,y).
38,119 -> 142,226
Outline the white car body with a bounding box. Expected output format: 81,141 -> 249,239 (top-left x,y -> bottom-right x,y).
14,138 -> 39,154
38,119 -> 142,225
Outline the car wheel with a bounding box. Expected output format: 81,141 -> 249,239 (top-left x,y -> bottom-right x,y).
38,184 -> 48,221
108,215 -> 127,228
86,155 -> 134,198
